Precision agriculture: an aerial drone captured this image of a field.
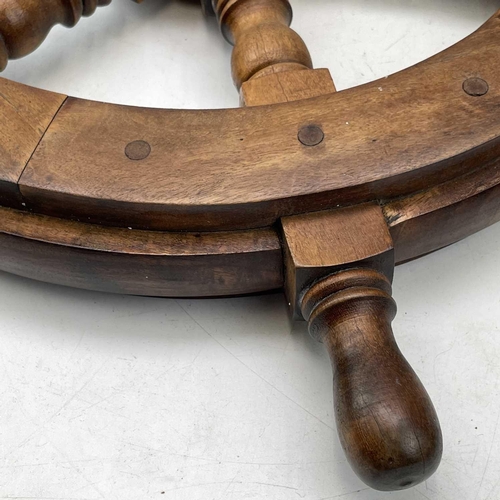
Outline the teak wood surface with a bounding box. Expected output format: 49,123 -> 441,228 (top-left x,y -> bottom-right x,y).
0,0 -> 499,493
0,13 -> 499,293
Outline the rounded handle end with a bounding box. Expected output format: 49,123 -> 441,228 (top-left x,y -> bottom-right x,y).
303,269 -> 443,491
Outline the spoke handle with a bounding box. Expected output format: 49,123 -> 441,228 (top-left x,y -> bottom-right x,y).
0,0 -> 112,71
302,268 -> 443,491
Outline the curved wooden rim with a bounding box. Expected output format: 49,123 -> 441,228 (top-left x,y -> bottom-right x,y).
1,12 -> 500,296
0,13 -> 498,231
1,154 -> 497,297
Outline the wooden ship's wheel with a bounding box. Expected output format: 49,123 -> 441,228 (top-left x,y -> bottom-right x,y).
1,0 -> 499,492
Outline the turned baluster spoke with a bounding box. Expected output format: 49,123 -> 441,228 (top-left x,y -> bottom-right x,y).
0,0 -> 113,71
212,0 -> 336,105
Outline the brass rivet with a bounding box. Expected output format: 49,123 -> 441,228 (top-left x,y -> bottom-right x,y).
125,140 -> 151,160
463,77 -> 489,97
298,125 -> 324,147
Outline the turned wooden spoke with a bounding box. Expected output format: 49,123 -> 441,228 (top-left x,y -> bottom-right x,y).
215,0 -> 311,86
0,0 -> 499,492
0,0 -> 114,71
214,0 -> 336,105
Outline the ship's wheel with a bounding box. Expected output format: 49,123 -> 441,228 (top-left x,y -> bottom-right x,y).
0,0 -> 499,497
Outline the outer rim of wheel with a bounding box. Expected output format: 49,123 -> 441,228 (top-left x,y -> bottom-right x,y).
0,12 -> 499,297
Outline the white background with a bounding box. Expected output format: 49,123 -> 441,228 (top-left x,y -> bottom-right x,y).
1,1 -> 500,499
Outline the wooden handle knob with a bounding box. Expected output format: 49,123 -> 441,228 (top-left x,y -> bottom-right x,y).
0,0 -> 112,71
302,269 -> 443,491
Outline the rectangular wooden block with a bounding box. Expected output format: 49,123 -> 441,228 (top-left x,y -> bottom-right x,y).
281,203 -> 394,318
241,68 -> 336,106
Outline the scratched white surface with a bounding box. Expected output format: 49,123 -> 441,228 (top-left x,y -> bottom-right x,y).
1,1 -> 500,499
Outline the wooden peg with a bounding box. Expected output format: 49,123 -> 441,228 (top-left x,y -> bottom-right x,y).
0,0 -> 112,71
213,0 -> 335,106
281,204 -> 443,491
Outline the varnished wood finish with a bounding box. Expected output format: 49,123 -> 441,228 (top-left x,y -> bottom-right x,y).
2,162 -> 500,295
0,11 -> 500,294
283,205 -> 442,490
0,5 -> 497,299
0,206 -> 283,296
302,269 -> 442,491
214,0 -> 312,89
282,204 -> 394,319
384,157 -> 500,263
0,1 -> 499,491
7,15 -> 500,231
0,0 -> 111,71
0,78 -> 65,207
241,67 -> 336,106
213,0 -> 335,106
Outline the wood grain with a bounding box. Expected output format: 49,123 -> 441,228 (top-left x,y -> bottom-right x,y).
214,0 -> 312,89
14,13 -> 500,230
282,204 -> 394,318
0,0 -> 111,71
0,1 -> 497,298
213,0 -> 336,106
0,206 -> 282,296
2,157 -> 500,296
384,156 -> 500,262
0,78 -> 65,208
241,68 -> 336,106
303,269 -> 442,491
0,0 -> 491,493
283,204 -> 442,491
